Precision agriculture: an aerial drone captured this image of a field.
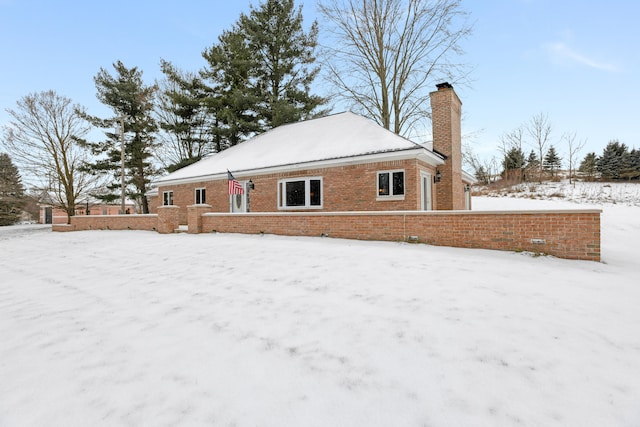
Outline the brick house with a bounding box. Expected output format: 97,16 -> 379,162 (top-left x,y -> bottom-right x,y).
153,83 -> 474,224
59,83 -> 600,261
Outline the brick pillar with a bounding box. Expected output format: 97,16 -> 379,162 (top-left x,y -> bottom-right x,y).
157,205 -> 180,234
187,204 -> 212,234
430,82 -> 464,210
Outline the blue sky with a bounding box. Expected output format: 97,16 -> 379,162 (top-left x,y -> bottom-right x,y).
1,0 -> 638,164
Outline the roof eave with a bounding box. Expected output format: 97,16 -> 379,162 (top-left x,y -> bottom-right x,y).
462,170 -> 477,184
154,147 -> 445,187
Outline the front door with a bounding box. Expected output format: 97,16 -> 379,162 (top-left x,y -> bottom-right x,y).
420,172 -> 433,210
230,182 -> 250,212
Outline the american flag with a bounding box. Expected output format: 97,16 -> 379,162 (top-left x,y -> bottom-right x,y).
227,170 -> 244,195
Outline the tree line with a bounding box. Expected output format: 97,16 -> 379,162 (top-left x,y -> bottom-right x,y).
579,141 -> 640,181
466,112 -> 638,186
1,0 -> 472,224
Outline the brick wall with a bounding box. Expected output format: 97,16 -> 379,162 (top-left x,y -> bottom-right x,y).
56,214 -> 158,232
53,205 -> 602,261
199,209 -> 601,261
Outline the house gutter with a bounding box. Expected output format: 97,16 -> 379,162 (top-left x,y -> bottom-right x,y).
153,147 -> 445,187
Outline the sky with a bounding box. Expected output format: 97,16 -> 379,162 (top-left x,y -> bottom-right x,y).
1,189 -> 640,426
1,0 -> 638,164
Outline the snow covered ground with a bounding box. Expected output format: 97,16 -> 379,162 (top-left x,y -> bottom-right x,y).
481,179 -> 640,207
1,189 -> 639,426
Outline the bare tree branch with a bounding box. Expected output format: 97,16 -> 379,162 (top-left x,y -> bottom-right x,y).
319,0 -> 472,137
1,91 -> 96,223
526,112 -> 552,182
564,131 -> 587,184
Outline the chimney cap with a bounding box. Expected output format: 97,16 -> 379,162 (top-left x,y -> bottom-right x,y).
436,82 -> 453,90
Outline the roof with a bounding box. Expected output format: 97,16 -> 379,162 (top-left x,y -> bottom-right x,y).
155,112 -> 444,185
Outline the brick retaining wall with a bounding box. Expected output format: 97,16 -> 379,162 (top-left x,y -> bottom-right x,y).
54,208 -> 601,261
56,214 -> 159,232
200,210 -> 601,261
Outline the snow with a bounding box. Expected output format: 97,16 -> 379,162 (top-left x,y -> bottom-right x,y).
1,187 -> 640,426
155,112 -> 436,184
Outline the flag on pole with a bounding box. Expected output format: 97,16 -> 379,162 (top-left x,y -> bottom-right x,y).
228,170 -> 244,195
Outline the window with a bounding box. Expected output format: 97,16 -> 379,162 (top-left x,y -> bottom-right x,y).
195,188 -> 206,204
163,191 -> 174,206
377,170 -> 405,198
278,177 -> 322,209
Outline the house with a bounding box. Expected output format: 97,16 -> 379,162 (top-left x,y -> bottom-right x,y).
59,83 -> 601,262
153,83 -> 474,224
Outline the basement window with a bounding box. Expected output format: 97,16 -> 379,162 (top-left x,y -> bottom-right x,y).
195,188 -> 206,204
278,177 -> 322,209
163,191 -> 174,206
377,170 -> 405,199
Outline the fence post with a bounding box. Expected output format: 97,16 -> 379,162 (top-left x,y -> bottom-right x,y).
187,204 -> 212,234
157,205 -> 180,234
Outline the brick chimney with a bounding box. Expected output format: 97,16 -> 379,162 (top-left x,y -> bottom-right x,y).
430,82 -> 464,210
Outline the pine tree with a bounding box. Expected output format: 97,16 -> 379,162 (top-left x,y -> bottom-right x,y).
0,153 -> 25,226
597,140 -> 628,180
475,165 -> 490,185
81,61 -> 159,213
222,0 -> 326,130
578,152 -> 598,181
237,0 -> 326,129
620,148 -> 640,180
631,149 -> 640,180
157,60 -> 212,172
524,150 -> 539,182
502,147 -> 525,182
543,145 -> 562,178
201,28 -> 262,150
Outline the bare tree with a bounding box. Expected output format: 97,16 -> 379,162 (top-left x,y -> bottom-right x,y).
526,112 -> 552,182
1,91 -> 94,223
463,141 -> 497,185
499,126 -> 525,155
563,131 -> 586,184
318,0 -> 472,136
498,126 -> 527,183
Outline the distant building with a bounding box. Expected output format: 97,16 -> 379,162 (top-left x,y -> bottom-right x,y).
39,194 -> 137,224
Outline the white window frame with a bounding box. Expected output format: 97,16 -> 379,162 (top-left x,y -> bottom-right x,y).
195,187 -> 206,205
377,169 -> 405,200
162,191 -> 174,206
277,177 -> 323,210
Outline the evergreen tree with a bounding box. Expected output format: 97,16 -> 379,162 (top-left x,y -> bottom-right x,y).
82,61 -> 159,213
502,147 -> 525,182
578,152 -> 598,181
597,140 -> 628,180
620,148 -> 640,180
0,153 -> 25,226
474,165 -> 490,185
201,28 -> 261,150
632,149 -> 640,179
165,0 -> 325,156
543,145 -> 562,177
237,0 -> 326,129
524,150 -> 539,182
157,60 -> 212,172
